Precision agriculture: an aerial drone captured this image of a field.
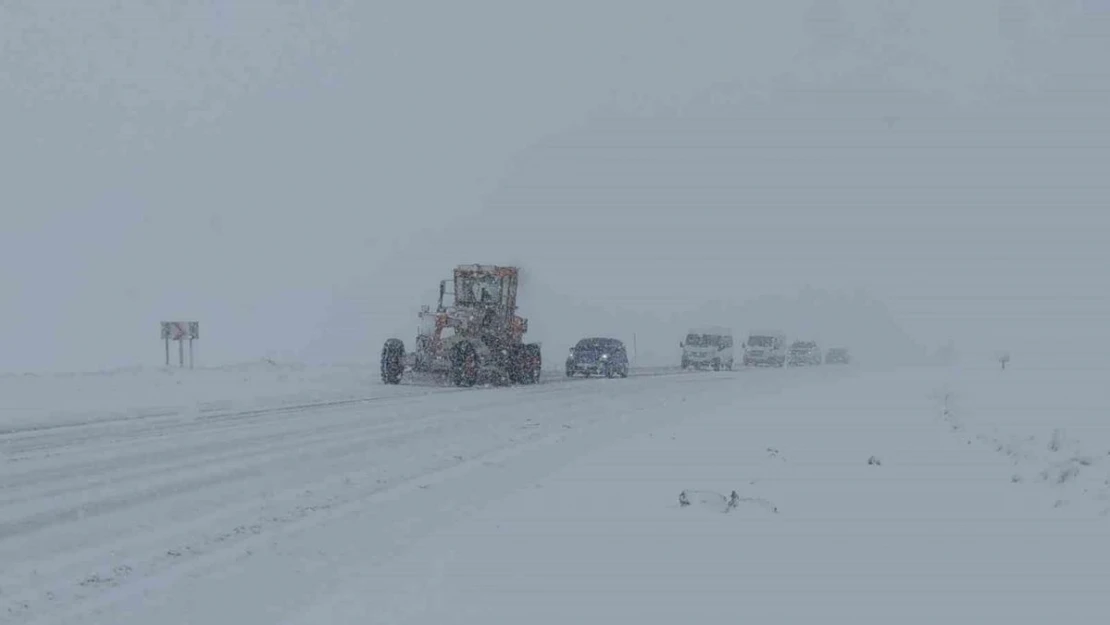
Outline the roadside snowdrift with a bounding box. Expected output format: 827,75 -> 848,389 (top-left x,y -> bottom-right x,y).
0,361 -> 380,432
937,363 -> 1110,517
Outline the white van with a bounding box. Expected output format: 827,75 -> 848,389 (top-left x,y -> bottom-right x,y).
742,330 -> 787,367
680,326 -> 734,371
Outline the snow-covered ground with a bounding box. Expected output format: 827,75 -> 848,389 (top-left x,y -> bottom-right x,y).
0,360 -> 680,434
0,361 -> 806,624
3,361 -> 1107,624
937,362 -> 1110,519
0,361 -> 396,434
290,366 -> 1110,625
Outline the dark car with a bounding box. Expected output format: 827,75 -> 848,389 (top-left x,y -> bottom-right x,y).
566,337 -> 629,378
825,347 -> 851,364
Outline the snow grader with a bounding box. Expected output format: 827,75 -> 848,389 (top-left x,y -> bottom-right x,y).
380,264 -> 542,387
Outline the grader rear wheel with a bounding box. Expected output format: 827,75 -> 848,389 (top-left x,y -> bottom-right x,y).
380,339 -> 405,385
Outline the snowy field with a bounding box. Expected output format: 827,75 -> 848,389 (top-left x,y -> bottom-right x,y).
3,361 -> 1108,624
937,363 -> 1110,519
293,365 -> 1110,625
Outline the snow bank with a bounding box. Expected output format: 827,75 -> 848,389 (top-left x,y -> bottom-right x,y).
0,360 -> 381,432
291,368 -> 1110,624
937,363 -> 1110,517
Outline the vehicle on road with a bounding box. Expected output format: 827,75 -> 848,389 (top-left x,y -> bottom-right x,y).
566,337 -> 630,378
788,340 -> 823,366
380,264 -> 542,387
742,331 -> 787,367
680,326 -> 734,371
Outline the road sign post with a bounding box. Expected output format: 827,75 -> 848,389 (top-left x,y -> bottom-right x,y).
161,321 -> 200,368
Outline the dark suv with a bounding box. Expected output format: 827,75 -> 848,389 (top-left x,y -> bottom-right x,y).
566,337 -> 629,378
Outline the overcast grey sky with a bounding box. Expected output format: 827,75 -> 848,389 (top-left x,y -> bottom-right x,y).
2,0 -> 1108,373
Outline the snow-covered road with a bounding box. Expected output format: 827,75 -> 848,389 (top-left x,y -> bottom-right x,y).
7,362 -> 1107,625
2,364 -> 851,624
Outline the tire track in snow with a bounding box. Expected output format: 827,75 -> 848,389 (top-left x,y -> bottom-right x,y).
1,373 -> 638,539
0,385 -> 457,455
0,377 -> 592,497
2,392 -> 457,482
1,369 -> 725,620
0,366 -> 684,457
1,400 -> 505,525
12,369 -> 753,625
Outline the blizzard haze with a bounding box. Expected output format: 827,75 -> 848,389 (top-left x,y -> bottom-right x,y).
3,0 -> 1109,372
6,4 -> 1110,624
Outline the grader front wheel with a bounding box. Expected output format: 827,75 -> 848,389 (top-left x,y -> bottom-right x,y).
521,343 -> 542,384
451,342 -> 480,387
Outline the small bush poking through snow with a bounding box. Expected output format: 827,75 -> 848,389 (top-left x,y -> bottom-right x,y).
1049,429 -> 1065,452
868,455 -> 882,466
727,491 -> 740,510
678,490 -> 779,514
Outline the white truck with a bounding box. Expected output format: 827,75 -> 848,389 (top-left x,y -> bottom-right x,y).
680,326 -> 734,371
742,330 -> 787,367
788,340 -> 823,366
